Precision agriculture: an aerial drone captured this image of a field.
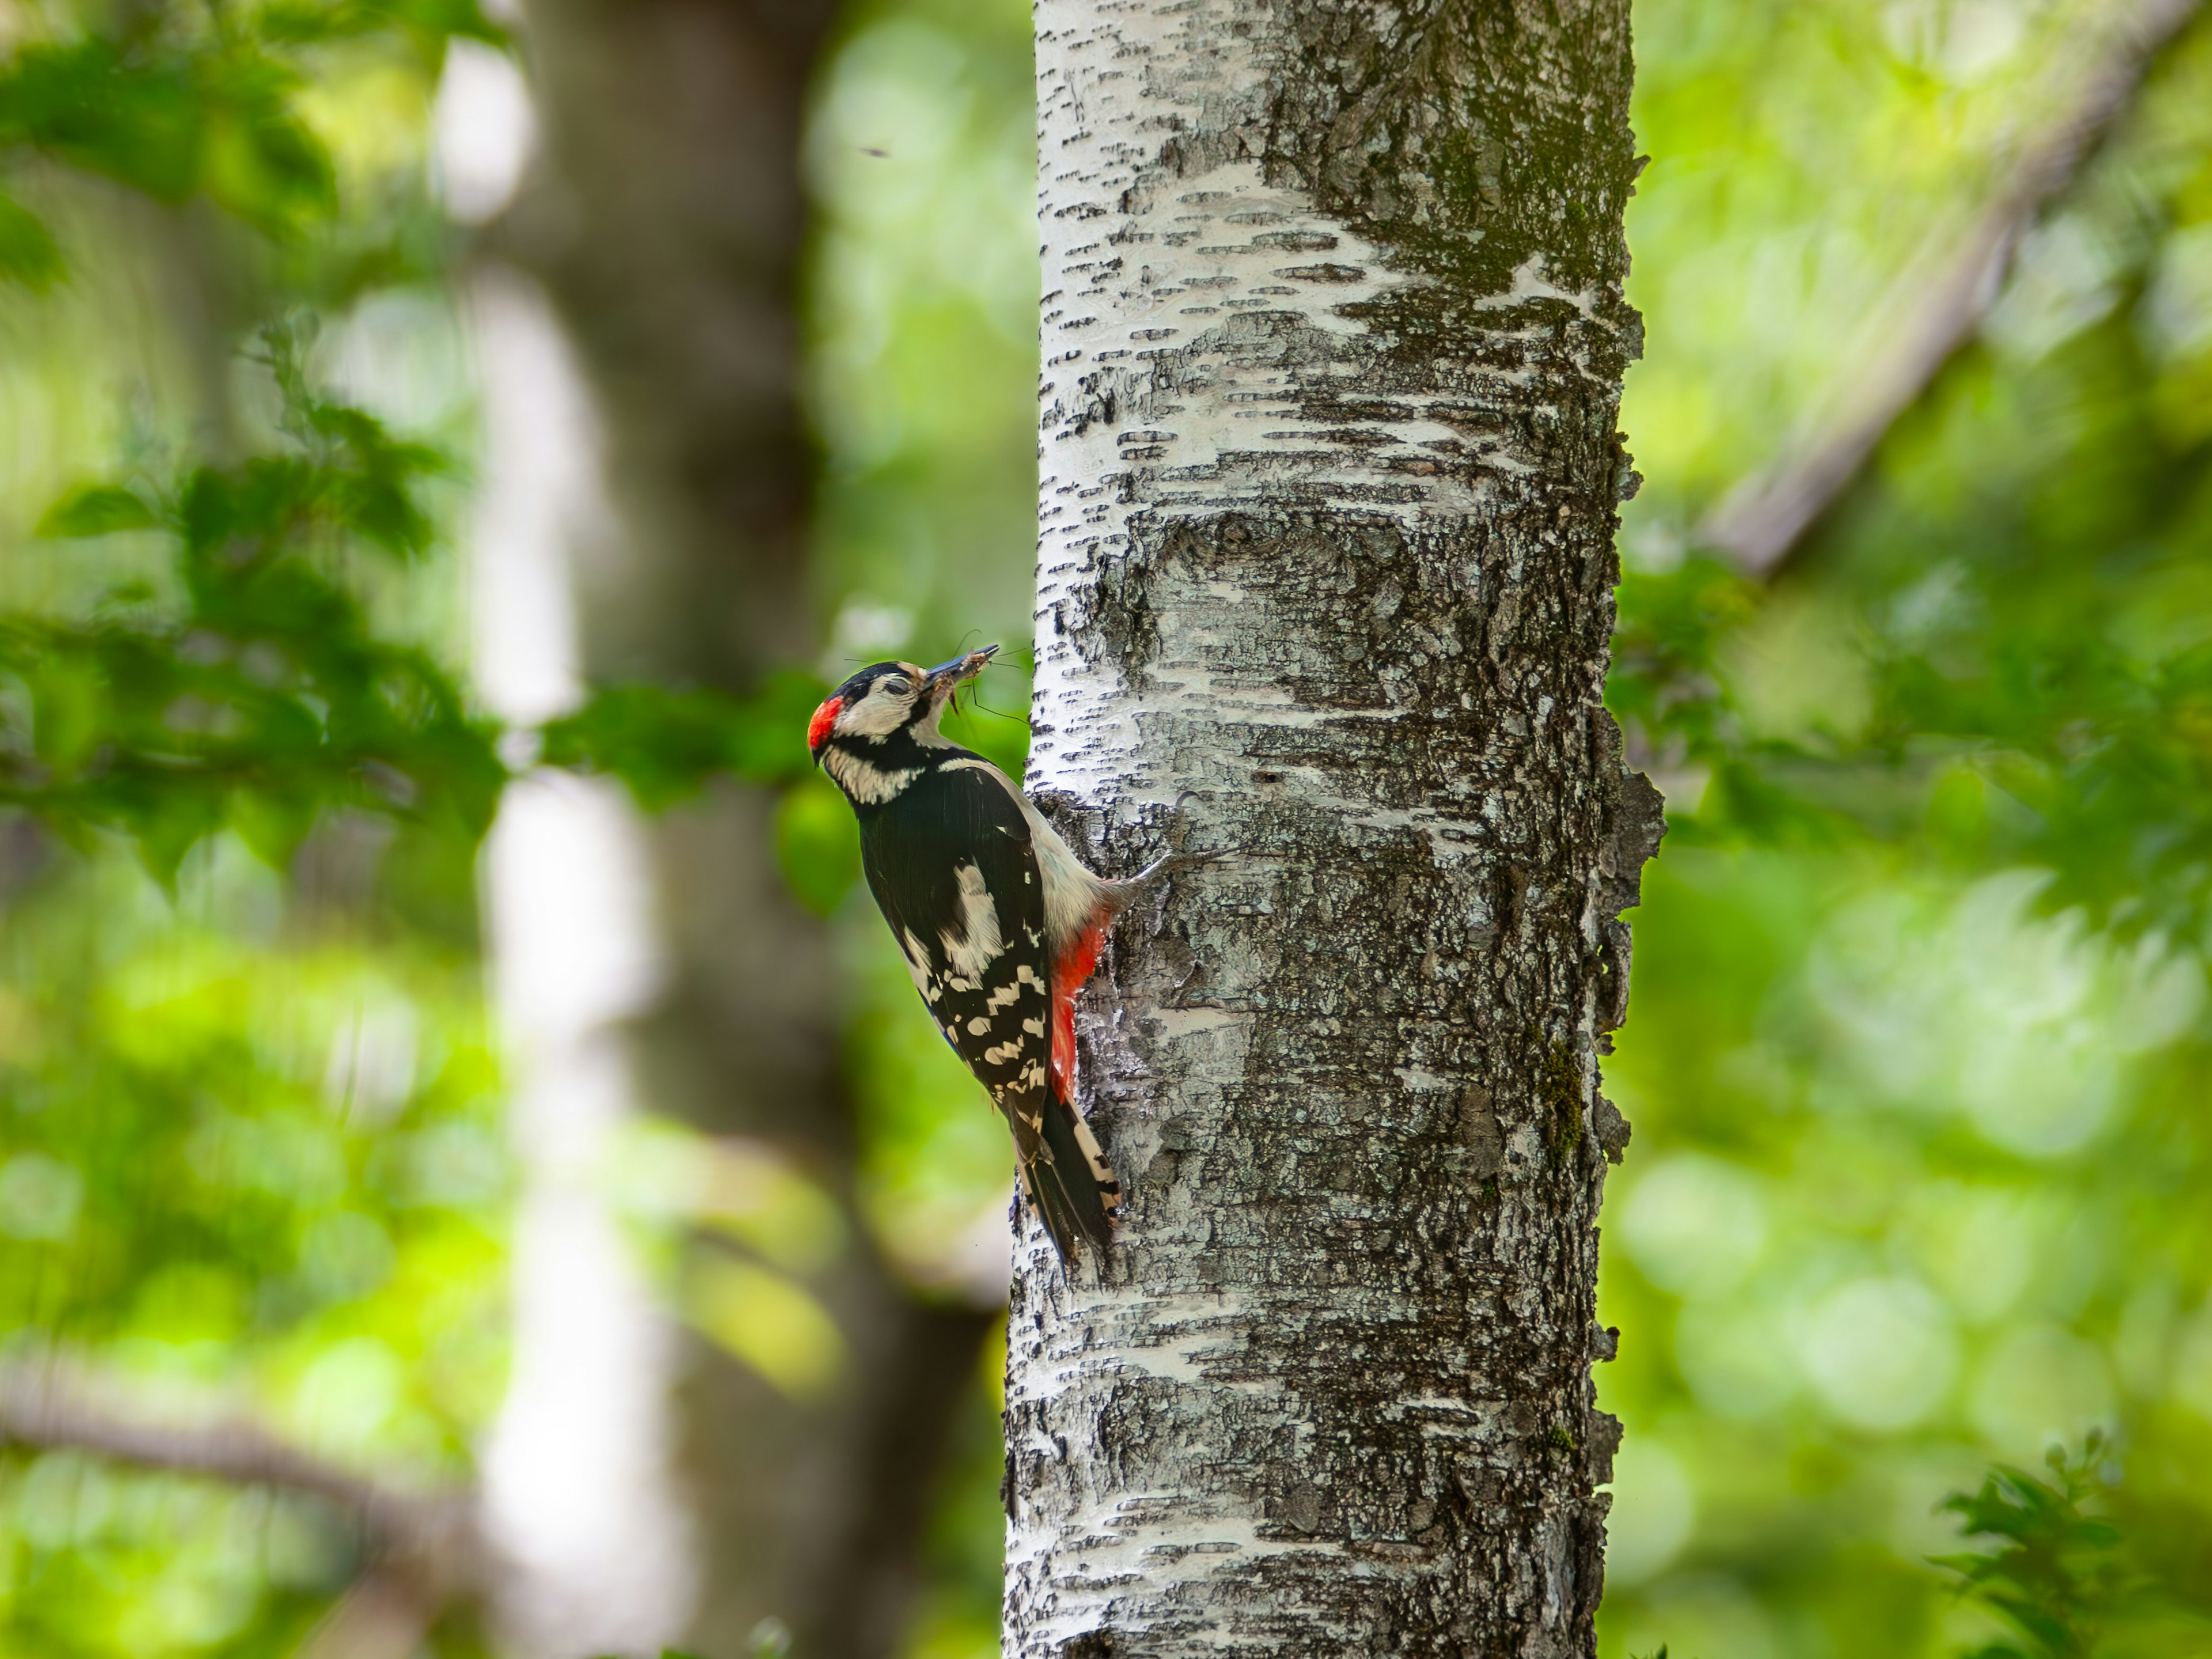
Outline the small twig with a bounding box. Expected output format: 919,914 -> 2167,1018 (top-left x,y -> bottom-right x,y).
1703,0 -> 2207,577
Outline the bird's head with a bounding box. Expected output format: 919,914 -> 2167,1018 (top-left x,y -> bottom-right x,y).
808,644 -> 998,763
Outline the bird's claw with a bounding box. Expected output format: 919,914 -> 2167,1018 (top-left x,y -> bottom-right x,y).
1123,844 -> 1236,893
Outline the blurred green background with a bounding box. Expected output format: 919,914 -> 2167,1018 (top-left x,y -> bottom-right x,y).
0,0 -> 2209,1655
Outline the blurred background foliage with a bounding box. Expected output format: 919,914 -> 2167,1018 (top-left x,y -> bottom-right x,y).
0,5 -> 516,1653
0,0 -> 2209,1654
1599,1 -> 2212,1656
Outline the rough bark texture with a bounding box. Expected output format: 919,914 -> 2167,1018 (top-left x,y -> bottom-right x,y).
1012,3 -> 1654,1655
507,5 -> 997,1655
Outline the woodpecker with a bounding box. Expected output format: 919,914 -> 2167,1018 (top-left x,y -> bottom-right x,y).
808,644 -> 1190,1263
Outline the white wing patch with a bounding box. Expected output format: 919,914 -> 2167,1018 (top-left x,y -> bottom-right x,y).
900,927 -> 939,1003
940,861 -> 1005,980
940,757 -> 1112,952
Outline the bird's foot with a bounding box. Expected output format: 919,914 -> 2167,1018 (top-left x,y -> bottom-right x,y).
1109,844 -> 1236,908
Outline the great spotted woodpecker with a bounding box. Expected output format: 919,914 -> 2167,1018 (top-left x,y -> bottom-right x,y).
808,644 -> 1190,1262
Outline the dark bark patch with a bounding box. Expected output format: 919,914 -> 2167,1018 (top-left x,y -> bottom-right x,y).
1599,764 -> 1666,918
1274,261 -> 1369,282
1537,1037 -> 1583,1168
1592,1096 -> 1631,1164
1459,1085 -> 1506,1178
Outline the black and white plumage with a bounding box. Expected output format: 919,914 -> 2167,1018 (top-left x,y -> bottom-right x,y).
808,645 -> 1151,1263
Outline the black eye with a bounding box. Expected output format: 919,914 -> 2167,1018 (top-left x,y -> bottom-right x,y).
882,679 -> 911,696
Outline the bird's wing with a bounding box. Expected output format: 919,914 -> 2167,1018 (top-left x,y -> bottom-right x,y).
861,757 -> 1048,1094
859,757 -> 1115,1257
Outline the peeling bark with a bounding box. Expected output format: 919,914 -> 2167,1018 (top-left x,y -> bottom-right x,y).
1011,2 -> 1655,1654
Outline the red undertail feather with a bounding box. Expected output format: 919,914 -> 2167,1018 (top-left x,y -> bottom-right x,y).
1050,917 -> 1108,1097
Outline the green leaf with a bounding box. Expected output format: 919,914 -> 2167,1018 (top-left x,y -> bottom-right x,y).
1934,1442 -> 2136,1659
540,677 -> 825,810
195,54 -> 335,236
0,191 -> 62,289
229,787 -> 320,870
0,43 -> 205,203
36,484 -> 160,539
0,361 -> 504,882
135,792 -> 228,896
259,0 -> 510,52
776,775 -> 860,915
0,37 -> 351,245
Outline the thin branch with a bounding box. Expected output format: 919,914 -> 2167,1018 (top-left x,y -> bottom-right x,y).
0,1356 -> 484,1656
1702,0 -> 2208,577
0,1355 -> 469,1552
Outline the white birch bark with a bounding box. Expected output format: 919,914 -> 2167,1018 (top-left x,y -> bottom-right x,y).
1012,3 -> 1658,1654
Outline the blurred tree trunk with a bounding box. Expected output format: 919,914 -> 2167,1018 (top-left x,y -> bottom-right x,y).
505,4 -> 996,1656
1013,2 -> 1657,1654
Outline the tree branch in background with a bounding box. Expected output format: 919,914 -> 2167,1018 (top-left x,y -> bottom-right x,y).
0,1357 -> 477,1657
1702,0 -> 2207,578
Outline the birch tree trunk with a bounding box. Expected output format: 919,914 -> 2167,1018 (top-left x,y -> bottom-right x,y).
1013,3 -> 1658,1654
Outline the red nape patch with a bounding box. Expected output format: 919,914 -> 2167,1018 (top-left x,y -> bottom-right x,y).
1050,919 -> 1107,1096
806,695 -> 842,755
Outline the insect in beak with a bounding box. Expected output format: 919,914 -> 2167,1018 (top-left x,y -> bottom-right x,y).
921,643 -> 999,710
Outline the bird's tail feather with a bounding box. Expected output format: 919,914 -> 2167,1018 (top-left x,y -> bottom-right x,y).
1022,1086 -> 1120,1263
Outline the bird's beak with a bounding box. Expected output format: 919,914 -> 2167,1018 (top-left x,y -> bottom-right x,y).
922,643 -> 998,699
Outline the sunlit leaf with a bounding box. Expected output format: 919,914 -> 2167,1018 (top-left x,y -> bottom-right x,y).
35,484 -> 160,539
683,1253 -> 847,1400
776,774 -> 860,916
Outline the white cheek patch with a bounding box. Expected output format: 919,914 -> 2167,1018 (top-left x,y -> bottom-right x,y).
940,861 -> 1005,979
834,681 -> 914,738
